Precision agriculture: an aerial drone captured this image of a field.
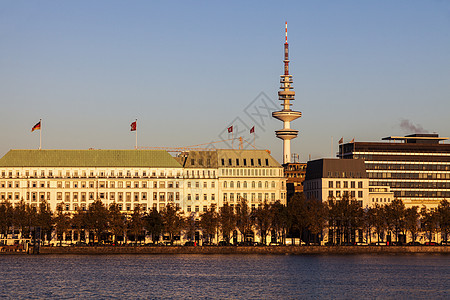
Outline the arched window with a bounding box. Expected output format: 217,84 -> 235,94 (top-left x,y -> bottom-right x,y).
258,181 -> 262,188
252,181 -> 256,188
243,181 -> 247,188
230,181 -> 234,188
264,181 -> 268,188
271,181 -> 275,188
237,181 -> 240,188
223,181 -> 227,188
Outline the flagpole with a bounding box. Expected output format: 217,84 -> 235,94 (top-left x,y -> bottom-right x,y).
253,131 -> 255,148
135,119 -> 137,150
39,119 -> 42,150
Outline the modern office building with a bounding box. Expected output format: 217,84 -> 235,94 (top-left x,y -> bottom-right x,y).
0,149 -> 286,213
339,133 -> 450,208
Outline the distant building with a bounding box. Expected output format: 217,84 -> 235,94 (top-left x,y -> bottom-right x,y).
304,158 -> 373,208
339,133 -> 450,208
283,162 -> 306,197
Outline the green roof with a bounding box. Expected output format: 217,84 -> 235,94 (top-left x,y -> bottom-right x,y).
0,150 -> 182,168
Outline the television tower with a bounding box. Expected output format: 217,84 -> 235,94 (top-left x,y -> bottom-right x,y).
272,22 -> 302,164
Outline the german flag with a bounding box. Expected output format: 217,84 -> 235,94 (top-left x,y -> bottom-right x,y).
31,121 -> 41,132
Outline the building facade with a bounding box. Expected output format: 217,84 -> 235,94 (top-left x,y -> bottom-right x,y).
339,133 -> 450,208
304,158 -> 372,208
0,149 -> 286,214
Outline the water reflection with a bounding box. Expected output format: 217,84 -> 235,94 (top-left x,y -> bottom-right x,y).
0,254 -> 448,299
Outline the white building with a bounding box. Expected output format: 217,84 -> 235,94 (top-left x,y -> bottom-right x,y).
0,149 -> 286,213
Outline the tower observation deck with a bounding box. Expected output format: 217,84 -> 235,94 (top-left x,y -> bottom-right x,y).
272,22 -> 302,164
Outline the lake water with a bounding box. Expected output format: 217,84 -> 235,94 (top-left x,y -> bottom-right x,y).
0,254 -> 449,299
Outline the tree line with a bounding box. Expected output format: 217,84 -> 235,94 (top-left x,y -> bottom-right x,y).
1,194 -> 449,245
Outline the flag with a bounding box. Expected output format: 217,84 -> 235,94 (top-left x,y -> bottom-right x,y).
130,121 -> 137,131
31,121 -> 41,132
338,137 -> 343,144
227,126 -> 233,133
250,126 -> 255,134
350,138 -> 355,143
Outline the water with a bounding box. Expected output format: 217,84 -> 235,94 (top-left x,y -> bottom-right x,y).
0,254 -> 449,299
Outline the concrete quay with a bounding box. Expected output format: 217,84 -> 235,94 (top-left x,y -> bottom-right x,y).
33,245 -> 450,255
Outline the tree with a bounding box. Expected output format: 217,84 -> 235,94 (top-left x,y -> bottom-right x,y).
236,198 -> 253,243
218,204 -> 236,244
109,203 -> 126,244
305,198 -> 328,245
254,201 -> 273,245
161,203 -> 183,244
271,201 -> 289,245
13,200 -> 28,239
37,200 -> 53,245
54,203 -> 71,246
144,208 -> 164,243
184,214 -> 197,242
385,199 -> 406,243
405,206 -> 420,243
199,208 -> 219,244
0,200 -> 13,239
129,205 -> 144,245
420,206 -> 439,243
85,200 -> 109,243
437,200 -> 450,243
372,204 -> 386,245
288,193 -> 307,245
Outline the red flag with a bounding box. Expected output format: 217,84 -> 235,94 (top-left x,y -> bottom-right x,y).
338,137 -> 343,144
227,126 -> 233,133
350,138 -> 355,143
31,121 -> 41,132
130,121 -> 137,131
250,126 -> 255,134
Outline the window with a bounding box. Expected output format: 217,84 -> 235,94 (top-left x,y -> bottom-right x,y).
204,194 -> 207,201
271,193 -> 275,201
336,181 -> 341,188
223,193 -> 227,201
329,191 -> 333,198
126,192 -> 131,202
195,194 -> 199,201
188,194 -> 192,201
195,206 -> 199,212
211,182 -> 215,188
187,206 -> 191,212
223,181 -> 227,188
328,181 -> 333,188
203,205 -> 207,212
358,181 -> 363,188
211,194 -> 215,201
351,181 -> 355,188
358,191 -> 363,198
203,182 -> 207,188
188,182 -> 191,188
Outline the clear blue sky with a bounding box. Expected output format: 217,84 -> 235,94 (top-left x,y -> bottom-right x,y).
1,1 -> 450,163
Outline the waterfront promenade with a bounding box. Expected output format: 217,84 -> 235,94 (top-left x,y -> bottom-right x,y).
4,245 -> 447,255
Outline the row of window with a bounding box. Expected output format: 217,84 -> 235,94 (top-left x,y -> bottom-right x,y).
186,194 -> 216,201
222,192 -> 277,202
187,181 -> 215,189
221,168 -> 281,177
220,158 -> 269,167
328,181 -> 364,189
369,172 -> 450,180
59,202 -> 182,212
0,170 -> 182,179
328,190 -> 364,198
223,181 -> 279,189
0,191 -> 181,202
367,163 -> 450,171
0,181 -> 181,189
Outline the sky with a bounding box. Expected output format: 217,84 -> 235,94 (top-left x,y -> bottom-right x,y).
1,1 -> 450,163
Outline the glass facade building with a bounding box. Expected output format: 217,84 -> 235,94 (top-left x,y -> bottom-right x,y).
339,134 -> 450,208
